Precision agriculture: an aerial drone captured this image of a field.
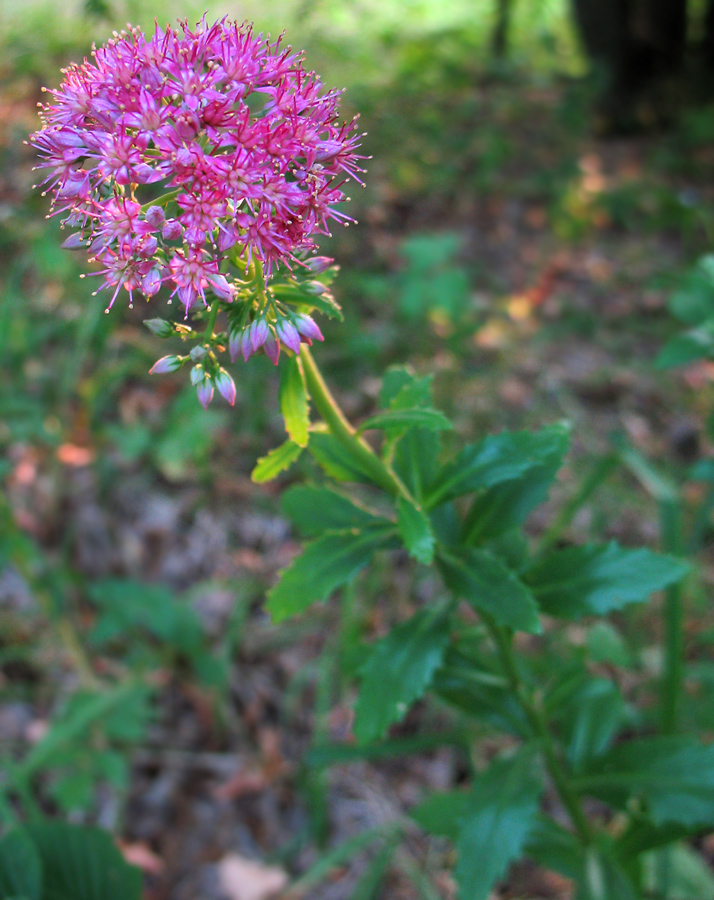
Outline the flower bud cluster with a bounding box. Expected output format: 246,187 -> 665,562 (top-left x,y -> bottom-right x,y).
31,17 -> 363,316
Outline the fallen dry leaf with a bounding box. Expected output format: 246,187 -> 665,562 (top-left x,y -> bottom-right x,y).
218,854 -> 289,900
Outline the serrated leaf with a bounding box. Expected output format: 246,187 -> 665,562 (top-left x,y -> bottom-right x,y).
354,608 -> 450,745
0,830 -> 42,900
438,546 -> 541,633
308,431 -> 374,483
525,815 -> 583,881
643,844 -> 714,900
251,439 -> 303,483
357,408 -> 452,435
577,736 -> 714,828
380,367 -> 432,409
282,485 -> 388,538
396,497 -> 435,564
411,789 -> 469,840
561,678 -> 628,771
425,423 -> 570,508
393,428 -> 441,502
25,822 -> 142,900
432,650 -> 532,737
266,526 -> 395,621
578,845 -> 639,900
525,543 -> 688,619
455,746 -> 543,900
279,355 -> 309,447
461,427 -> 569,544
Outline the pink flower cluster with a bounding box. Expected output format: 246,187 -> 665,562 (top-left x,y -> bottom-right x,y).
31,17 -> 363,314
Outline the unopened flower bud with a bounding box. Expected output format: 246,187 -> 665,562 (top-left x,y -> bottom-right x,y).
302,280 -> 329,296
276,318 -> 301,354
215,368 -> 236,405
149,354 -> 183,375
196,375 -> 214,409
305,256 -> 334,274
189,345 -> 207,361
250,318 -> 269,353
294,313 -> 324,344
263,327 -> 280,364
228,328 -> 242,363
61,232 -> 86,250
142,268 -> 162,297
144,317 -> 174,337
162,219 -> 183,241
190,363 -> 205,385
206,273 -> 234,302
144,205 -> 166,229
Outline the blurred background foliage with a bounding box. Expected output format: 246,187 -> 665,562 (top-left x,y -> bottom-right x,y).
4,0 -> 714,897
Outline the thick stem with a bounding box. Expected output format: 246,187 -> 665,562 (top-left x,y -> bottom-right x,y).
485,616 -> 594,845
300,346 -> 413,500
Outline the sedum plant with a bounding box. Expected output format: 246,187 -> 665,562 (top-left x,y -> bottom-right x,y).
15,15 -> 713,900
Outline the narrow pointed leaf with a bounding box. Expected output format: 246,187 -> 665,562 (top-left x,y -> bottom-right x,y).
438,546 -> 541,633
25,822 -> 142,900
396,497 -> 435,564
357,408 -> 452,435
425,423 -> 570,508
266,526 -> 395,621
577,736 -> 714,827
0,830 -> 42,900
282,485 -> 388,538
279,355 -> 309,447
354,608 -> 450,745
455,747 -> 543,900
308,431 -> 374,483
251,439 -> 303,483
525,543 -> 689,619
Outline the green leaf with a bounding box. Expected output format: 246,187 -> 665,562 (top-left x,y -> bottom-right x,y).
578,737 -> 714,828
656,323 -> 714,369
433,650 -> 532,737
0,830 -> 42,900
282,485 -> 387,538
387,375 -> 435,411
561,679 -> 628,771
577,845 -> 640,900
411,789 -> 469,840
357,408 -> 452,435
461,426 -> 569,544
393,429 -> 441,502
266,526 -> 395,621
308,431 -> 374,483
251,439 -> 303,483
437,546 -> 541,633
24,822 -> 141,900
525,815 -> 583,881
525,543 -> 689,619
380,366 -> 417,407
585,622 -> 633,668
667,256 -> 714,324
455,747 -> 543,900
643,844 -> 714,900
279,355 -> 309,447
396,497 -> 435,564
354,607 -> 450,745
425,423 -> 570,508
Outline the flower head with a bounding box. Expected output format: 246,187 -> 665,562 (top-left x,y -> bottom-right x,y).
32,17 -> 363,316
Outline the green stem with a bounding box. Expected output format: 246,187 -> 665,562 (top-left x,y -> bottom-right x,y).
484,616 -> 594,845
299,346 -> 413,500
202,297 -> 221,342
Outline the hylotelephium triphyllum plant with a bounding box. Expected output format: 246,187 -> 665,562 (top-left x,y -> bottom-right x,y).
23,16 -> 714,900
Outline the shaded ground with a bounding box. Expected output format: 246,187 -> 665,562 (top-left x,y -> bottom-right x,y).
2,29 -> 714,900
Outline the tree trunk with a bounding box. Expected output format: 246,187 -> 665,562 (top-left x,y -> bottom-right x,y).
491,0 -> 514,61
571,0 -> 688,131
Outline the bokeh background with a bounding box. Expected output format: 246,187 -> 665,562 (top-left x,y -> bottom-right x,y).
3,1 -> 714,898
